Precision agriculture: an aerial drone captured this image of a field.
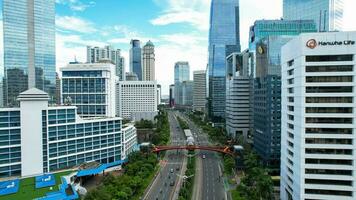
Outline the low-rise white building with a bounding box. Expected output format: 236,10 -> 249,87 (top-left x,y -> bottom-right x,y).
121,124 -> 137,160
0,88 -> 136,178
116,81 -> 158,121
281,31 -> 356,200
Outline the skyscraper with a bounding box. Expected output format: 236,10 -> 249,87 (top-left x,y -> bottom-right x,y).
3,0 -> 56,107
130,39 -> 142,80
142,41 -> 155,81
208,0 -> 240,123
87,45 -> 125,81
193,70 -> 207,112
280,31 -> 356,200
174,62 -> 190,105
283,0 -> 344,32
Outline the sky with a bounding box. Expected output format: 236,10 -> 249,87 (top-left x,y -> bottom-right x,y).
0,0 -> 356,95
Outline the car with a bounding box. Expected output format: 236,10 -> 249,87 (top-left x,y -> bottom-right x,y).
170,181 -> 175,186
176,166 -> 180,171
202,154 -> 206,159
170,168 -> 174,173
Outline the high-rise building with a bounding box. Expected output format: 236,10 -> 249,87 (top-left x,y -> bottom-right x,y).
182,81 -> 193,106
87,45 -> 125,81
60,63 -> 116,118
0,88 -> 133,178
253,35 -> 295,173
250,19 -> 318,172
280,31 -> 356,200
193,70 -> 207,112
116,81 -> 158,121
208,0 -> 241,123
174,62 -> 190,105
283,0 -> 344,32
142,41 -> 155,81
3,0 -> 56,107
226,51 -> 254,142
169,84 -> 175,107
249,19 -> 317,52
130,40 -> 142,80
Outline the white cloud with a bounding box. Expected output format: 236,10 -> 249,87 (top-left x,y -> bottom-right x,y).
56,33 -> 106,70
56,16 -> 96,33
56,0 -> 95,12
343,0 -> 356,31
151,0 -> 210,31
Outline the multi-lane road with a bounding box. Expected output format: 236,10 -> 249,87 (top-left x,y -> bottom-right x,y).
177,112 -> 227,200
144,111 -> 186,200
144,110 -> 227,200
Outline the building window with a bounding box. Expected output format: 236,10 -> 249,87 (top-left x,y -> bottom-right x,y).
306,76 -> 353,83
305,148 -> 352,155
305,55 -> 353,62
305,97 -> 353,103
305,128 -> 352,134
306,86 -> 353,93
305,138 -> 352,145
287,59 -> 294,67
305,179 -> 352,186
306,65 -> 353,72
305,158 -> 352,165
305,168 -> 352,176
306,107 -> 353,113
305,189 -> 352,197
305,117 -> 353,124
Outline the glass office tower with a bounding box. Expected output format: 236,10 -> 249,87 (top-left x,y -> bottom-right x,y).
249,20 -> 317,52
208,0 -> 240,123
283,0 -> 344,31
3,0 -> 56,107
129,40 -> 142,81
174,62 -> 190,106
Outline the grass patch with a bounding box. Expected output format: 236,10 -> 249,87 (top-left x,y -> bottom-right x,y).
0,170 -> 73,200
231,190 -> 245,200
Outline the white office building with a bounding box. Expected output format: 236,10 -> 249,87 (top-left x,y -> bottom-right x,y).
116,81 -> 158,121
0,88 -> 135,178
60,63 -> 116,118
193,70 -> 206,112
226,51 -> 253,141
281,31 -> 356,200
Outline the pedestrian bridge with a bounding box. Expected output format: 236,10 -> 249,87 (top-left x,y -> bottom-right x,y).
152,145 -> 234,156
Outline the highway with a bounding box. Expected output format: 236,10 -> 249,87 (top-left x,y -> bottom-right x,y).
144,111 -> 186,200
177,111 -> 226,200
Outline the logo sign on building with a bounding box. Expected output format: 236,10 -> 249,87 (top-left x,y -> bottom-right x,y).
306,39 -> 317,49
306,39 -> 355,49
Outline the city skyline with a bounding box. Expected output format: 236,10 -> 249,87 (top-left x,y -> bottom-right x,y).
0,0 -> 355,95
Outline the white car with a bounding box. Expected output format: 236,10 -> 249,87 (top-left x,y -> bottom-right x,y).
202,154 -> 206,159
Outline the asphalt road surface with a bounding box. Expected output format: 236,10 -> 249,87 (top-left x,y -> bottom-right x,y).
144,111 -> 186,200
178,112 -> 226,200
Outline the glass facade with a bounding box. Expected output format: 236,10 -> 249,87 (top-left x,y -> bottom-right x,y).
0,110 -> 21,177
3,0 -> 56,107
130,40 -> 142,80
46,109 -> 121,171
174,62 -> 190,105
61,70 -> 108,118
283,0 -> 344,31
249,20 -> 317,51
253,36 -> 295,173
208,0 -> 240,122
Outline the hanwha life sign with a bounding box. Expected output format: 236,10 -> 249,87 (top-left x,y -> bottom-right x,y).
306,39 -> 317,49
